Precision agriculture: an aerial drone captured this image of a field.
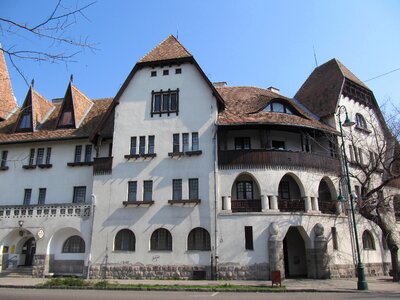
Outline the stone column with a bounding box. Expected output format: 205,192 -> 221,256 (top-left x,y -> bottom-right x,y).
304,196 -> 312,212
313,223 -> 330,279
32,254 -> 47,277
312,197 -> 319,212
268,223 -> 285,279
261,195 -> 269,211
270,195 -> 278,210
223,196 -> 231,211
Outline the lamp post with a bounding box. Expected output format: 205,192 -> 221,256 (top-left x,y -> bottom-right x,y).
337,105 -> 368,290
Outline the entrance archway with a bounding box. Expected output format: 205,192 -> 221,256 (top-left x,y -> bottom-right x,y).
22,237 -> 36,266
283,227 -> 308,278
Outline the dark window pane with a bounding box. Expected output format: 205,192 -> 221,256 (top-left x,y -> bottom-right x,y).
189,178 -> 199,200
175,68 -> 182,74
245,226 -> 254,250
192,132 -> 199,151
154,94 -> 161,112
151,71 -> 157,77
172,179 -> 182,200
163,69 -> 169,76
332,227 -> 338,250
170,93 -> 177,111
45,148 -> 52,164
173,134 -> 180,152
162,94 -> 169,111
1,150 -> 8,168
29,149 -> 35,165
62,235 -> 85,253
151,228 -> 172,250
273,102 -> 285,113
73,186 -> 86,203
279,181 -> 290,199
38,188 -> 46,205
188,227 -> 211,251
128,181 -> 137,202
148,136 -> 155,154
143,180 -> 153,201
20,114 -> 32,129
85,145 -> 92,162
115,229 -> 135,251
23,189 -> 32,205
36,148 -> 44,165
74,145 -> 82,163
139,136 -> 146,155
183,133 -> 189,152
130,137 -> 137,155
59,111 -> 73,126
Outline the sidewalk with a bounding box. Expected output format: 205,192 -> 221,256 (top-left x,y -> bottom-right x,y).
0,276 -> 398,293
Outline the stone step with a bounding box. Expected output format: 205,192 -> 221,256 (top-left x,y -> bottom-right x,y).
0,267 -> 33,277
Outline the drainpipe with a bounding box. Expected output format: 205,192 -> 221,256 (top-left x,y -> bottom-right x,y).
86,194 -> 96,279
213,124 -> 219,280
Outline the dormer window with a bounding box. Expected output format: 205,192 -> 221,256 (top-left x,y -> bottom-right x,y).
355,113 -> 367,129
263,101 -> 294,115
19,113 -> 32,129
59,111 -> 73,126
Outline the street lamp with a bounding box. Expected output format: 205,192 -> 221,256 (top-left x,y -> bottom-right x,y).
337,105 -> 368,290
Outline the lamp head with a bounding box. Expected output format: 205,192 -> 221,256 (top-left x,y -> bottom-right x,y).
342,112 -> 355,127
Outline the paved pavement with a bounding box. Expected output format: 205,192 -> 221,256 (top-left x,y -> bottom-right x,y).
0,276 -> 398,293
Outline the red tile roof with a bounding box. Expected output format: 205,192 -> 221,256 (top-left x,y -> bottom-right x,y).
217,86 -> 336,133
0,49 -> 17,121
138,35 -> 192,63
0,98 -> 112,144
294,58 -> 370,118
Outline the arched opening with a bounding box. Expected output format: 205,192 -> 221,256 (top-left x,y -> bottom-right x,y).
318,178 -> 337,214
114,229 -> 135,251
150,228 -> 172,251
278,173 -> 304,212
187,227 -> 211,251
22,237 -> 36,266
0,229 -> 35,269
362,230 -> 375,250
231,173 -> 261,212
283,227 -> 308,278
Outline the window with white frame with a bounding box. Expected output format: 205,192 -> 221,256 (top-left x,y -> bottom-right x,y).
73,186 -> 86,203
355,113 -> 368,130
23,189 -> 32,205
38,188 -> 46,205
189,178 -> 199,200
143,180 -> 153,201
172,179 -> 182,200
127,181 -> 137,202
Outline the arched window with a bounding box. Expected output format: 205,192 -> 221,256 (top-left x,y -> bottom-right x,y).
150,228 -> 172,251
114,229 -> 135,251
62,235 -> 85,253
355,113 -> 367,129
263,101 -> 294,115
188,228 -> 211,251
362,230 -> 375,250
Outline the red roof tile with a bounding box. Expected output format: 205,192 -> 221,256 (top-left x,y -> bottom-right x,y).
0,49 -> 17,121
138,35 -> 192,63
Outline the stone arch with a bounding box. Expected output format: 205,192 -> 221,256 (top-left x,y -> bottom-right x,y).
278,173 -> 305,212
0,229 -> 35,268
283,226 -> 311,278
230,172 -> 262,212
48,227 -> 86,275
318,177 -> 338,214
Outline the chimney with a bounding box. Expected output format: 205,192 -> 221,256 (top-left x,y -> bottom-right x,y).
267,86 -> 280,94
213,82 -> 227,88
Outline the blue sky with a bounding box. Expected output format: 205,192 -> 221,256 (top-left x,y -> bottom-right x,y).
1,0 -> 400,110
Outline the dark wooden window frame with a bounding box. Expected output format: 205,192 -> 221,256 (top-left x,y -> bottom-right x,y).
236,181 -> 254,200
245,226 -> 254,250
62,235 -> 85,253
114,229 -> 135,251
187,227 -> 211,251
150,228 -> 172,251
151,89 -> 179,117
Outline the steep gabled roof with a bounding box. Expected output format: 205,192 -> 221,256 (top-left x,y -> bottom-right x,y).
138,35 -> 192,63
0,48 -> 17,121
56,82 -> 93,129
217,86 -> 337,134
13,86 -> 53,132
294,58 -> 370,118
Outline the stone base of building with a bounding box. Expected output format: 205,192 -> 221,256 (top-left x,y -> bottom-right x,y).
217,263 -> 269,280
89,263 -> 211,280
330,263 -> 391,278
32,254 -> 46,277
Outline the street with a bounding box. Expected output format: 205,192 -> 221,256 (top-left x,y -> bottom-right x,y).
0,289 -> 399,300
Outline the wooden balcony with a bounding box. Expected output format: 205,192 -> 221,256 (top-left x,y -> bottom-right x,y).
319,201 -> 338,214
93,157 -> 113,175
278,198 -> 305,212
231,199 -> 261,213
218,150 -> 341,173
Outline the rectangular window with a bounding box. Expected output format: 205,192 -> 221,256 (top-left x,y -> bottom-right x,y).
279,181 -> 290,199
38,188 -> 46,205
143,180 -> 153,201
127,181 -> 137,202
73,186 -> 86,203
329,141 -> 336,158
130,137 -> 137,155
151,70 -> 157,77
172,179 -> 182,200
151,90 -> 179,116
29,149 -> 35,165
332,227 -> 338,250
59,111 -> 73,126
85,145 -> 92,162
175,68 -> 182,74
1,150 -> 8,168
163,69 -> 169,76
148,136 -> 155,154
235,137 -> 251,150
36,148 -> 44,165
189,178 -> 199,200
183,133 -> 189,152
192,132 -> 199,151
74,145 -> 82,163
19,113 -> 32,129
245,226 -> 254,250
237,181 -> 253,200
23,189 -> 32,205
139,136 -> 146,155
45,148 -> 52,164
173,134 -> 180,152
349,144 -> 354,162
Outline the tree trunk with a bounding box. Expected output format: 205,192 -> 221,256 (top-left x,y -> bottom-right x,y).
390,247 -> 399,282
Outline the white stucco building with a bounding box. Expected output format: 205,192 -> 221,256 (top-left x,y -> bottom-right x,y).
0,36 -> 399,280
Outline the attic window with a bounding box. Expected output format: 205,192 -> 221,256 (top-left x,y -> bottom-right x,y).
59,111 -> 73,126
151,89 -> 179,117
263,101 -> 293,115
355,113 -> 367,129
19,113 -> 32,129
